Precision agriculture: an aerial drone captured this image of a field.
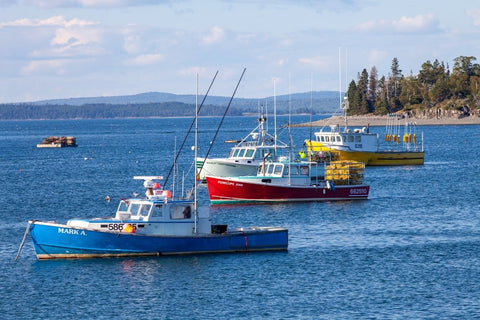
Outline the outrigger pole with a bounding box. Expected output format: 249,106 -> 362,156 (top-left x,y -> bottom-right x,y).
163,70 -> 219,189
196,68 -> 247,178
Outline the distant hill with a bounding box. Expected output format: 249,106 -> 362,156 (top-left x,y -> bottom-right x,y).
0,91 -> 342,120
33,91 -> 340,110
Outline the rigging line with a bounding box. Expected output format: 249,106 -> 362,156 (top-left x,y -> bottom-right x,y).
196,67 -> 247,179
14,221 -> 31,261
163,70 -> 219,188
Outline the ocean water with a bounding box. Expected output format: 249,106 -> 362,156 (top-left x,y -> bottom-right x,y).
2,115 -> 480,319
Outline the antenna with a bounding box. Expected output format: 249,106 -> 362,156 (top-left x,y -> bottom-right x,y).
194,72 -> 198,233
339,47 -> 342,111
273,78 -> 277,152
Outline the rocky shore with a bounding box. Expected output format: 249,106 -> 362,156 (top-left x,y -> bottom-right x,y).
292,114 -> 480,127
292,105 -> 480,127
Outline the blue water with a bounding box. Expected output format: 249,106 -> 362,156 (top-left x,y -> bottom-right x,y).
2,116 -> 480,319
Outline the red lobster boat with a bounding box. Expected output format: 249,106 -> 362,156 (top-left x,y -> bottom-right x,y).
206,160 -> 370,204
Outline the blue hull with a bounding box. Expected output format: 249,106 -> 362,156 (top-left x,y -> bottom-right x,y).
29,222 -> 288,259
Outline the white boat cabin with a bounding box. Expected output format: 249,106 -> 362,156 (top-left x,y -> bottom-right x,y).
314,125 -> 379,152
255,161 -> 322,186
67,198 -> 211,236
67,176 -> 211,236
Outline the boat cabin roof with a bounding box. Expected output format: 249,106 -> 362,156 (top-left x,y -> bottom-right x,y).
116,198 -> 194,222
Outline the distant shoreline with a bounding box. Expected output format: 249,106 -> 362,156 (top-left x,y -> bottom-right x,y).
291,115 -> 480,127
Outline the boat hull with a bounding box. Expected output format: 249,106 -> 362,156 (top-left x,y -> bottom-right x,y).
28,221 -> 288,260
206,176 -> 369,204
306,142 -> 424,165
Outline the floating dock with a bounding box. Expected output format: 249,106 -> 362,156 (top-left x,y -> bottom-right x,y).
37,136 -> 77,148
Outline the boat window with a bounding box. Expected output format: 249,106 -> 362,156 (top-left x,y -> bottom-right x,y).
336,136 -> 341,142
151,204 -> 163,217
300,166 -> 309,175
355,136 -> 361,142
237,149 -> 246,157
129,203 -> 141,216
117,200 -> 129,213
274,165 -> 283,175
232,148 -> 240,157
245,149 -> 254,158
341,135 -> 346,142
321,136 -> 325,142
267,164 -> 274,174
347,135 -> 354,142
170,205 -> 192,220
284,166 -> 289,175
139,204 -> 151,217
325,136 -> 330,142
290,166 -> 299,175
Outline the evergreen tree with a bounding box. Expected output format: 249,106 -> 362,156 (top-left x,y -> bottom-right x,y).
346,80 -> 359,115
357,69 -> 370,114
390,57 -> 403,99
368,66 -> 378,113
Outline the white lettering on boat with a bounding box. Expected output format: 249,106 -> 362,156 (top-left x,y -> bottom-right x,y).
349,188 -> 368,195
58,228 -> 87,236
218,180 -> 235,186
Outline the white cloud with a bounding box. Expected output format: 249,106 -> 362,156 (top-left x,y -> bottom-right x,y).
24,0 -> 167,8
0,15 -> 98,28
21,59 -> 70,75
392,14 -> 437,32
298,56 -> 330,69
466,8 -> 480,26
125,53 -> 164,66
356,14 -> 438,33
179,66 -> 209,76
51,27 -> 102,49
201,26 -> 225,45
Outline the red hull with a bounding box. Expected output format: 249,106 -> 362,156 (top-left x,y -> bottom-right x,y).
206,176 -> 370,204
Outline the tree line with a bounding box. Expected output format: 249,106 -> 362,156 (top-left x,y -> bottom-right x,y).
0,96 -> 338,120
346,56 -> 480,115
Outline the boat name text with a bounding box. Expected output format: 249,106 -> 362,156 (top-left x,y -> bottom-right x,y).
217,180 -> 243,187
58,228 -> 86,236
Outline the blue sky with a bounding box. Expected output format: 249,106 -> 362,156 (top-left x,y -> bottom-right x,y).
0,0 -> 479,103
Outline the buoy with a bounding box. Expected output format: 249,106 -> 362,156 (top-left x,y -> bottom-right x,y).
163,190 -> 171,198
123,224 -> 135,233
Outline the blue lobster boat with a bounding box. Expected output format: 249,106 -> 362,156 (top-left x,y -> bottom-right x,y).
22,176 -> 288,260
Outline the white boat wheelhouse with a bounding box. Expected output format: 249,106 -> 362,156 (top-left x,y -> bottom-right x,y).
313,125 -> 379,152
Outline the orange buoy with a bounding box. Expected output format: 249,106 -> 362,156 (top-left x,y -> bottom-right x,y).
123,224 -> 135,233
163,190 -> 172,198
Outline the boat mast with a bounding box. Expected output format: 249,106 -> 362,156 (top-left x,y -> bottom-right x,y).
194,72 -> 198,233
273,78 -> 277,153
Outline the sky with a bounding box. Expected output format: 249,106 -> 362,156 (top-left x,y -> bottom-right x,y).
0,0 -> 479,103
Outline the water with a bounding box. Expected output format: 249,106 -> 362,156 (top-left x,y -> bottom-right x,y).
2,116 -> 480,319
